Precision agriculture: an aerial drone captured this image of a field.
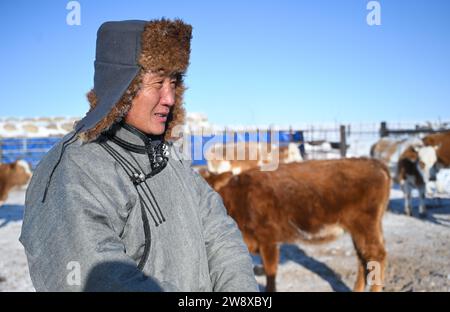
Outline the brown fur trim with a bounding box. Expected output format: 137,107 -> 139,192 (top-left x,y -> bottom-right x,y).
139,19 -> 192,73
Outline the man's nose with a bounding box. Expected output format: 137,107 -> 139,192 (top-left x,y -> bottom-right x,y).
160,84 -> 175,107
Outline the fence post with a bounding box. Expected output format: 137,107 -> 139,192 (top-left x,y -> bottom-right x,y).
340,125 -> 347,158
380,121 -> 388,137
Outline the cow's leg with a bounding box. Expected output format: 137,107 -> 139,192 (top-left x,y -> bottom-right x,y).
350,222 -> 386,292
352,251 -> 366,292
401,182 -> 412,216
418,184 -> 427,218
259,243 -> 279,292
368,248 -> 386,292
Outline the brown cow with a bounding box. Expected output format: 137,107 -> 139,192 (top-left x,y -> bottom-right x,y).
0,160 -> 32,206
212,158 -> 390,292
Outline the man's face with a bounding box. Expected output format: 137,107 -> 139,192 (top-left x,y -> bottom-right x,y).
125,72 -> 177,135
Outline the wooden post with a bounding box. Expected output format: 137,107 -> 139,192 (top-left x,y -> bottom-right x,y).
340,125 -> 347,158
380,121 -> 388,137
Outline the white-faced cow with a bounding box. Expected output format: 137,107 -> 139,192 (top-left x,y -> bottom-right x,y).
205,142 -> 302,175
396,145 -> 439,217
371,136 -> 444,217
423,131 -> 450,168
204,158 -> 391,292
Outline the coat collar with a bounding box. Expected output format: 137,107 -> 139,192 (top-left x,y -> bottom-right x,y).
110,123 -> 164,154
106,122 -> 170,173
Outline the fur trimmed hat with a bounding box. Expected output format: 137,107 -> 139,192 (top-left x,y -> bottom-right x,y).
76,19 -> 192,142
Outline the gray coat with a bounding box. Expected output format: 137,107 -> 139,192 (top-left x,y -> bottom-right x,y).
20,125 -> 258,292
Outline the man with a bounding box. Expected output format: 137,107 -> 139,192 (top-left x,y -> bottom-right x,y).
20,19 -> 258,292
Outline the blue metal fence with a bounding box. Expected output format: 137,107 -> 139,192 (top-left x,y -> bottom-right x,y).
0,130 -> 304,169
0,137 -> 62,169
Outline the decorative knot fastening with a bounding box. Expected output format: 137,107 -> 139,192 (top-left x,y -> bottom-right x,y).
132,172 -> 146,184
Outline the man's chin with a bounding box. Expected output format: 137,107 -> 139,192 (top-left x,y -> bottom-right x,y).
148,126 -> 165,136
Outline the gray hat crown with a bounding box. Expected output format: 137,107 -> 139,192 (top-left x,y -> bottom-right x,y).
95,20 -> 146,67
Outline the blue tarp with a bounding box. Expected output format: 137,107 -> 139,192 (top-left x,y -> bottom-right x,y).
1,137 -> 61,169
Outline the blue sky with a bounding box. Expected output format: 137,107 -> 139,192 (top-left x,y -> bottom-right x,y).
1,0 -> 449,125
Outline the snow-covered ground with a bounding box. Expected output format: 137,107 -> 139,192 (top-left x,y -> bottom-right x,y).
0,187 -> 34,292
1,186 -> 449,292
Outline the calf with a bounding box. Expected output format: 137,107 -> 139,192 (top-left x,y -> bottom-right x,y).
396,145 -> 438,217
0,160 -> 32,206
214,158 -> 391,292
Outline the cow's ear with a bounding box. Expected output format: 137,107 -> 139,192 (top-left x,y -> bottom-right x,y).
413,145 -> 421,153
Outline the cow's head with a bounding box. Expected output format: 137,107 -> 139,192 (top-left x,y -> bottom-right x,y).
414,145 -> 438,183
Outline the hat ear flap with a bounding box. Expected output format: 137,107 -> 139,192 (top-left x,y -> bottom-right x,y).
78,71 -> 144,142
